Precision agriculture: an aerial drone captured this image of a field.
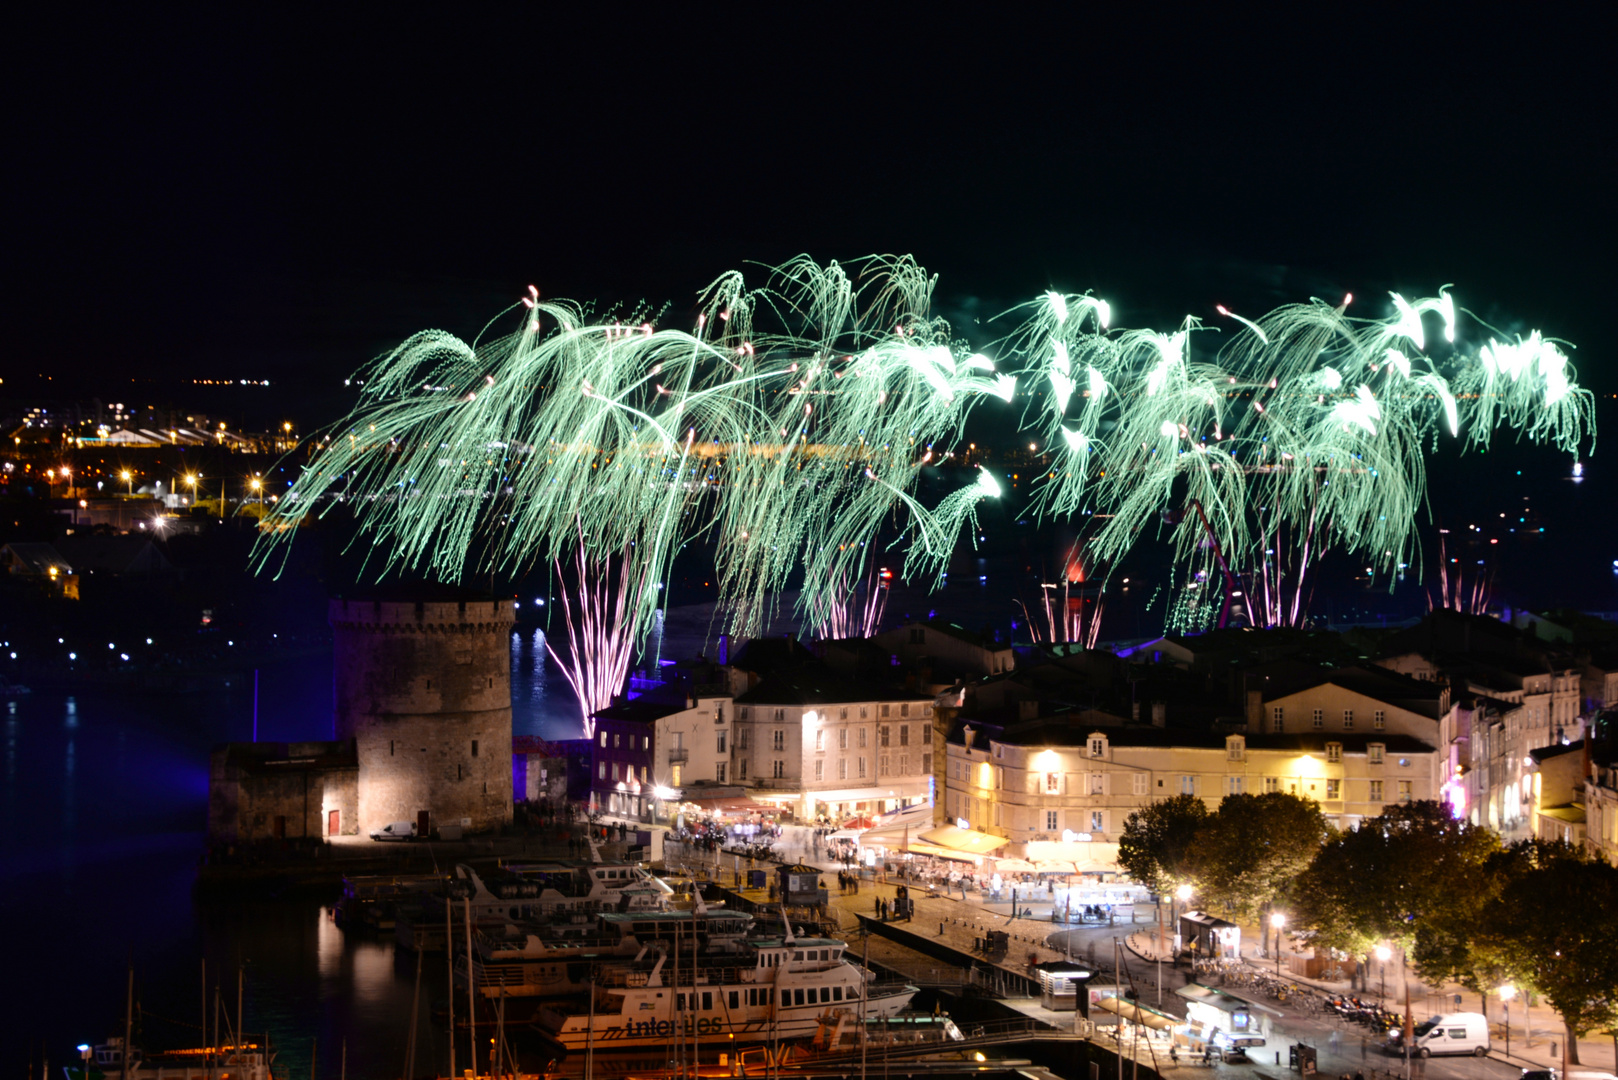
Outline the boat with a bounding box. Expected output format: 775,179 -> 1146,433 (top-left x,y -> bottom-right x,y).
0,676 -> 30,696
457,909 -> 759,999
536,932 -> 917,1051
333,871 -> 446,933
397,862 -> 673,951
64,1038 -> 273,1080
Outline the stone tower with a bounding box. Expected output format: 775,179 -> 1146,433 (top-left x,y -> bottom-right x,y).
331,595 -> 515,836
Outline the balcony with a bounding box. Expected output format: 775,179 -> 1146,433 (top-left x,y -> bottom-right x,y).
667,749 -> 689,764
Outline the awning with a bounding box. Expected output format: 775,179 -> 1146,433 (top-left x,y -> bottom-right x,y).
1026,840 -> 1120,872
902,841 -> 980,863
682,796 -> 775,813
918,825 -> 1009,855
1094,997 -> 1174,1030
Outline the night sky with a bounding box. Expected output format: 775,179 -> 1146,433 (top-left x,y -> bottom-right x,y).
10,6 -> 1618,604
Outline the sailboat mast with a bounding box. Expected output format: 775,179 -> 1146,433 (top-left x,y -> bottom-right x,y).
123,964 -> 133,1080
446,897 -> 455,1080
464,896 -> 476,1080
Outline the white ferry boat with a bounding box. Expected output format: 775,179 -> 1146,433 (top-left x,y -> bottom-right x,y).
536,932 -> 917,1051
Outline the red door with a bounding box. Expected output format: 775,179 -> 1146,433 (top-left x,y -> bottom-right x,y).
328,809 -> 340,837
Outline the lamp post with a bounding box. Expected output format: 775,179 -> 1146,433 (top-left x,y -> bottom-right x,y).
1499,985 -> 1516,1059
121,469 -> 132,496
249,477 -> 262,511
1270,913 -> 1286,977
78,1044 -> 92,1080
1375,945 -> 1391,1003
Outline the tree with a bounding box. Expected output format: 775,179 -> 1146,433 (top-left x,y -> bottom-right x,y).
1117,793 -> 1210,897
1291,801 -> 1501,962
1410,842 -> 1533,1013
1191,792 -> 1331,922
1476,843 -> 1618,1064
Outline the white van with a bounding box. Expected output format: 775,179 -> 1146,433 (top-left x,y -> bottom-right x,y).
370,821 -> 417,842
1388,1013 -> 1489,1058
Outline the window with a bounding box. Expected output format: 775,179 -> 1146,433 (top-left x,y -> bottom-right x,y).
641,765 -> 648,783
899,724 -> 910,746
1369,779 -> 1384,802
857,756 -> 867,778
838,758 -> 847,780
729,991 -> 739,1009
1343,709 -> 1354,730
1264,777 -> 1280,794
860,706 -> 868,719
1089,737 -> 1106,758
1090,810 -> 1104,832
773,730 -> 785,751
671,764 -> 683,786
614,733 -> 621,748
1373,710 -> 1385,730
838,728 -> 848,750
881,704 -> 890,717
879,755 -> 890,776
1368,743 -> 1385,765
1046,771 -> 1061,794
899,754 -> 909,774
772,760 -> 785,779
901,703 -> 910,718
773,709 -> 784,722
1326,778 -> 1340,799
814,729 -> 824,752
1045,810 -> 1059,831
993,802 -> 1003,825
611,762 -> 621,782
1227,737 -> 1245,762
600,732 -> 608,748
471,739 -> 479,757
995,744 -> 1003,759
814,760 -> 823,781
716,763 -> 726,783
858,727 -> 868,748
1312,709 -> 1324,729
839,707 -> 848,720
1326,742 -> 1342,763
1271,706 -> 1284,732
1398,780 -> 1412,803
737,729 -> 748,750
717,732 -> 727,753
598,762 -> 607,779
1132,773 -> 1148,795
921,752 -> 931,773
880,725 -> 891,747
910,627 -> 924,644
715,705 -> 724,724
1180,775 -> 1196,795
740,708 -> 749,721
1226,776 -> 1244,795
1091,772 -> 1104,794
643,735 -> 650,750
673,731 -> 684,750
737,758 -> 747,779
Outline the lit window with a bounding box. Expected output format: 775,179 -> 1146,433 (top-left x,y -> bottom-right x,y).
1326,743 -> 1342,763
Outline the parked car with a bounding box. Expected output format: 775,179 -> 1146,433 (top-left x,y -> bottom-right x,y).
370,821 -> 417,842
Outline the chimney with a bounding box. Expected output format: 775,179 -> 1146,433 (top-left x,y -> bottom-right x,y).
964,726 -> 976,750
1246,689 -> 1262,727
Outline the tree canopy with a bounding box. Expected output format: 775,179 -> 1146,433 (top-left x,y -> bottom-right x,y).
1475,842 -> 1618,1061
1190,791 -> 1332,921
1117,793 -> 1210,897
1289,800 -> 1501,958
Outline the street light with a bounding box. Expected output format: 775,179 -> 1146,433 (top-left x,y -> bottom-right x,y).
120,469 -> 132,496
78,1044 -> 92,1080
1375,945 -> 1391,1003
1270,913 -> 1286,977
249,476 -> 262,510
1499,985 -> 1516,1059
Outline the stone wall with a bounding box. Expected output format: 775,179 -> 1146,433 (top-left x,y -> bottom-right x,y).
330,597 -> 515,836
207,741 -> 359,844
